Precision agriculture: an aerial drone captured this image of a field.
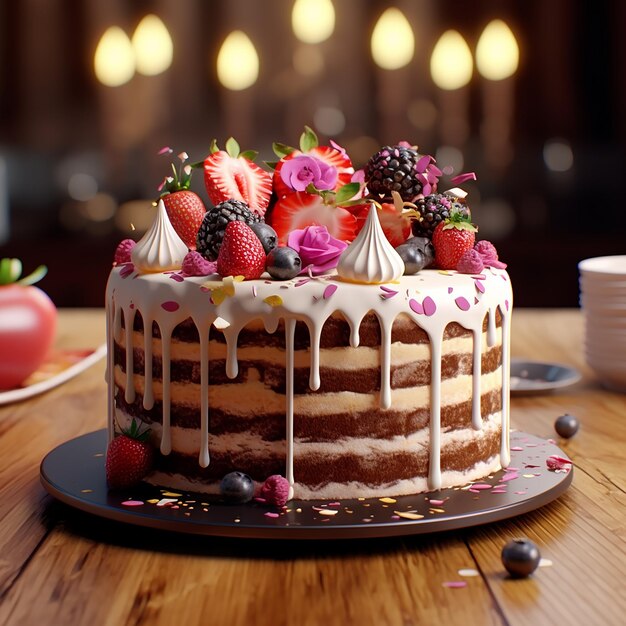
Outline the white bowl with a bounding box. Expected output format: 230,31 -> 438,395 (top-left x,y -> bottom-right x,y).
579,255 -> 626,279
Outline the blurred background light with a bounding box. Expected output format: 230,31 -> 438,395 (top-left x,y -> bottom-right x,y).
292,0 -> 335,44
94,26 -> 135,87
543,139 -> 574,172
408,99 -> 438,131
476,19 -> 519,81
68,173 -> 98,202
313,106 -> 346,136
371,8 -> 414,70
293,45 -> 325,77
132,15 -> 173,77
435,145 -> 464,175
216,30 -> 259,90
430,30 -> 473,90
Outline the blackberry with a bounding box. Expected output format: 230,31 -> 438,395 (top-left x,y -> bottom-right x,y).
196,199 -> 260,260
365,145 -> 439,201
412,193 -> 469,239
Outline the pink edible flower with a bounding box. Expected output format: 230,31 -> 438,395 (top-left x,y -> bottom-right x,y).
456,249 -> 485,274
546,455 -> 572,471
114,239 -> 136,265
474,240 -> 507,269
287,225 -> 347,275
280,155 -> 338,192
181,251 -> 217,277
260,475 -> 291,507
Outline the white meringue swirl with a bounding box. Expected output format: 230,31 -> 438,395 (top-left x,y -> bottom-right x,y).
336,203 -> 405,284
131,199 -> 188,273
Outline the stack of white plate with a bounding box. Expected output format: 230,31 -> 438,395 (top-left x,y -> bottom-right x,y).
579,255 -> 626,392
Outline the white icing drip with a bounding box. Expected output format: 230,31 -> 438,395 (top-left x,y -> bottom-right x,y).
375,312 -> 393,409
471,327 -> 482,430
199,327 -> 210,468
105,292 -> 115,443
309,322 -> 322,390
500,305 -> 511,467
131,199 -> 188,273
428,327 -> 443,490
285,318 -> 296,500
124,306 -> 136,404
224,327 -> 240,379
160,325 -> 173,455
113,306 -> 122,344
336,204 -> 404,284
487,308 -> 497,347
143,317 -> 154,410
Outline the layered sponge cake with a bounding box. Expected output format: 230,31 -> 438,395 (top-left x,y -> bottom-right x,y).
106,266 -> 512,499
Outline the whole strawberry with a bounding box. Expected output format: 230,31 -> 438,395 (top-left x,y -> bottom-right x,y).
105,419 -> 154,489
158,148 -> 206,250
216,221 -> 266,280
432,211 -> 477,270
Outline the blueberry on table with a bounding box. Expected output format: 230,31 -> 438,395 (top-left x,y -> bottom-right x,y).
555,413 -> 579,438
501,538 -> 541,578
220,471 -> 255,503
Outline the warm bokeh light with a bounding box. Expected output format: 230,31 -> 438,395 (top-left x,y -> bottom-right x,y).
216,31 -> 259,91
293,45 -> 325,76
543,139 -> 574,172
476,20 -> 519,81
292,0 -> 335,44
371,8 -> 414,70
313,106 -> 345,135
94,26 -> 135,87
132,15 -> 173,76
430,30 -> 473,90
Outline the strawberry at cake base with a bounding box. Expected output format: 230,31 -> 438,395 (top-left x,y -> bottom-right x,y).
106,267 -> 512,500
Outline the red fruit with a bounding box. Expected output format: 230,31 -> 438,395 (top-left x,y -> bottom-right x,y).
216,221 -> 266,280
105,419 -> 154,489
162,190 -> 206,250
432,218 -> 477,270
268,192 -> 358,245
114,239 -> 136,264
203,138 -> 272,216
260,475 -> 291,507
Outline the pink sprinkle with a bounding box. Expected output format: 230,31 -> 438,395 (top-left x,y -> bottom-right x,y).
514,490 -> 527,495
119,263 -> 135,279
161,301 -> 179,312
264,512 -> 280,518
505,299 -> 510,311
505,467 -> 520,472
323,284 -> 338,299
448,287 -> 453,294
511,446 -> 524,451
391,515 -> 400,520
415,154 -> 432,173
470,483 -> 493,490
491,489 -> 508,494
409,299 -> 424,315
450,171 -> 476,185
455,296 -> 471,311
469,488 -> 481,493
500,473 -> 519,482
429,499 -> 446,506
380,289 -> 398,299
474,280 -> 485,293
169,273 -> 184,282
442,581 -> 468,588
157,146 -> 173,155
423,296 -> 437,316
295,279 -> 310,287
328,502 -> 341,507
380,285 -> 396,293
546,456 -> 572,471
122,500 -> 144,507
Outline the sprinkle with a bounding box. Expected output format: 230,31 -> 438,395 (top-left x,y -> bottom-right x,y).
450,171 -> 476,185
423,296 -> 437,316
546,455 -> 572,471
161,491 -> 182,497
121,500 -> 144,507
442,581 -> 467,588
428,499 -> 446,506
380,288 -> 399,299
438,270 -> 452,276
455,296 -> 471,311
328,502 -> 341,507
252,285 -> 257,297
161,301 -> 179,312
491,489 -> 508,494
409,298 -> 424,315
539,558 -> 553,568
80,489 -> 93,494
429,508 -> 446,513
379,497 -> 397,504
393,511 -> 424,520
264,295 -> 283,307
319,509 -> 338,516
323,284 -> 338,299
522,474 -> 537,479
448,287 -> 453,294
514,490 -> 527,495
93,453 -> 104,457
500,473 -> 519,482
157,146 -> 173,155
511,446 -> 524,451
156,498 -> 178,507
458,568 -> 479,577
147,499 -> 159,504
470,483 -> 493,490
264,512 -> 280,518
295,279 -> 310,287
474,280 -> 485,293
119,263 -> 135,279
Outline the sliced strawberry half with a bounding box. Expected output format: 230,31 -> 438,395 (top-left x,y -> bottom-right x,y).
268,192 -> 358,245
203,138 -> 272,217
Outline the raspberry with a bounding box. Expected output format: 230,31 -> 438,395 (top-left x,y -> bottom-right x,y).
260,474 -> 291,507
456,249 -> 484,274
181,251 -> 217,277
114,239 -> 136,265
474,240 -> 507,269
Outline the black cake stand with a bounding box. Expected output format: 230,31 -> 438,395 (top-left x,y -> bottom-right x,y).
40,430 -> 573,540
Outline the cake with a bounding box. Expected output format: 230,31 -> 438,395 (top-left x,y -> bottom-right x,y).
105,130 -> 512,502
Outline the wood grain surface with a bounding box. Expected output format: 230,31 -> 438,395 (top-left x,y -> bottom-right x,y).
0,309 -> 625,626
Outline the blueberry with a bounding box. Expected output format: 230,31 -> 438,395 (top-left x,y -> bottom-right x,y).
266,246 -> 302,280
249,222 -> 278,254
220,471 -> 254,503
501,538 -> 541,578
555,414 -> 579,438
403,236 -> 435,267
395,243 -> 426,275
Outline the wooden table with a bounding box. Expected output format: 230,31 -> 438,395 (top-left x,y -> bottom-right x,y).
1,309 -> 625,625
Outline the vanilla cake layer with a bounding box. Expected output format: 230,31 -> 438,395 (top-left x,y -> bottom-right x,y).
106,268 -> 513,498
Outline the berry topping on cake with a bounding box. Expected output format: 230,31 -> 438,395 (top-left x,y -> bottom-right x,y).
260,474 -> 291,507
474,240 -> 507,269
196,199 -> 260,261
114,239 -> 136,265
456,248 -> 485,274
412,193 -> 470,239
216,221 -> 266,280
266,246 -> 302,280
158,149 -> 206,250
395,242 -> 428,275
248,222 -> 278,254
203,137 -> 272,215
432,211 -> 478,270
105,419 -> 154,489
181,250 -> 217,277
220,471 -> 255,504
272,126 -> 354,199
365,143 -> 442,201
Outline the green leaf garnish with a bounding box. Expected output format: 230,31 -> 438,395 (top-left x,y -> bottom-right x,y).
19,265 -> 48,286
272,142 -> 295,158
0,258 -> 47,286
334,182 -> 361,205
209,138 -> 219,154
265,160 -> 279,170
225,137 -> 240,158
299,125 -> 318,153
239,150 -> 258,161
